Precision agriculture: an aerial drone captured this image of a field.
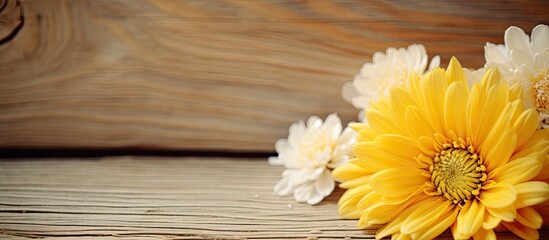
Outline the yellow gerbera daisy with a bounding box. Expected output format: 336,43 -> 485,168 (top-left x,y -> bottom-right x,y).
333,57 -> 549,239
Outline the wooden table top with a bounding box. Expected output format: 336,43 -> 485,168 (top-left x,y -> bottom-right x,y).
1,157 -> 544,239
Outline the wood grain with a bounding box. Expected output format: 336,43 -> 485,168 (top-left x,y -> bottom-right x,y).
0,0 -> 548,151
0,157 -> 546,239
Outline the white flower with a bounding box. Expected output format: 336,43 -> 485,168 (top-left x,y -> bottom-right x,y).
484,24 -> 549,128
269,113 -> 354,205
342,44 -> 440,114
463,67 -> 486,87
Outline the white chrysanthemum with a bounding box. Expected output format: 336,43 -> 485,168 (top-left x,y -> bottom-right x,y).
484,24 -> 549,128
269,113 -> 355,205
342,44 -> 440,113
463,67 -> 486,87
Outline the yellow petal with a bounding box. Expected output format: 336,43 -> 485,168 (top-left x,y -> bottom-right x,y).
364,194 -> 425,225
513,109 -> 540,150
444,81 -> 469,138
372,134 -> 422,165
375,201 -> 425,239
516,207 -> 542,229
501,221 -> 539,240
391,232 -> 411,240
472,228 -> 496,240
512,128 -> 549,161
475,82 -> 509,148
388,86 -> 417,132
486,204 -> 516,222
339,175 -> 370,189
445,56 -> 467,84
480,67 -> 504,91
370,167 -> 426,198
400,198 -> 452,234
532,156 -> 549,182
405,105 -> 435,140
479,183 -> 517,209
509,82 -> 524,102
490,157 -> 543,185
482,210 -> 501,230
338,184 -> 371,219
349,122 -> 369,133
406,72 -> 421,98
357,191 -> 383,214
332,160 -> 371,183
514,181 -> 549,208
455,199 -> 484,239
417,136 -> 437,158
419,68 -> 447,134
367,109 -> 401,135
338,183 -> 371,207
411,205 -> 458,240
481,127 -> 516,172
352,142 -> 416,171
535,205 -> 549,226
466,84 -> 481,145
364,204 -> 404,225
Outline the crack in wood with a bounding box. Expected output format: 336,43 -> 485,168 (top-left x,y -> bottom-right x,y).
0,0 -> 24,45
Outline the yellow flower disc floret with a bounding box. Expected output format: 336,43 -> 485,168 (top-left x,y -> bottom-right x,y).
427,146 -> 486,204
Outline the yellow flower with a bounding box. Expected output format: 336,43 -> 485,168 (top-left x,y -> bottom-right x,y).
333,57 -> 549,239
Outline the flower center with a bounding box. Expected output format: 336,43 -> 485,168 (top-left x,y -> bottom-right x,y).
429,147 -> 486,204
531,71 -> 549,114
298,130 -> 332,167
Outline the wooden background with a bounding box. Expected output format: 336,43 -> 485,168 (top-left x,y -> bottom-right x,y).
0,0 -> 548,152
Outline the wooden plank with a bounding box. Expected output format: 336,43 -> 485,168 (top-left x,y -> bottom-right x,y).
0,0 -> 548,151
0,157 -> 546,239
0,158 -> 534,239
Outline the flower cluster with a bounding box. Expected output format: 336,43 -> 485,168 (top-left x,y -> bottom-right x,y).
269,113 -> 354,205
269,24 -> 548,239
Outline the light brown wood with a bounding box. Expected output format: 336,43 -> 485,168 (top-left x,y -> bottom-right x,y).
0,157 -> 545,239
0,0 -> 548,151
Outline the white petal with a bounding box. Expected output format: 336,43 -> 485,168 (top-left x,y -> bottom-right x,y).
373,51 -> 387,63
542,48 -> 549,71
323,113 -> 342,141
505,26 -> 533,58
531,24 -> 549,54
336,127 -> 355,145
534,53 -> 545,72
307,116 -> 322,128
428,55 -> 440,71
309,167 -> 325,181
288,122 -> 306,146
327,155 -> 349,169
274,177 -> 294,196
510,49 -> 535,74
282,169 -> 315,188
268,156 -> 284,165
358,110 -> 366,122
313,147 -> 333,166
315,169 -> 335,197
274,139 -> 291,154
518,63 -> 535,81
342,82 -> 359,105
485,42 -> 509,63
352,95 -> 372,110
293,182 -> 314,202
485,61 -> 515,80
307,191 -> 324,205
463,68 -> 474,88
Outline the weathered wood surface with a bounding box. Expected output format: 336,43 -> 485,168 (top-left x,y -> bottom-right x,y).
0,157 -> 546,239
0,0 -> 548,151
